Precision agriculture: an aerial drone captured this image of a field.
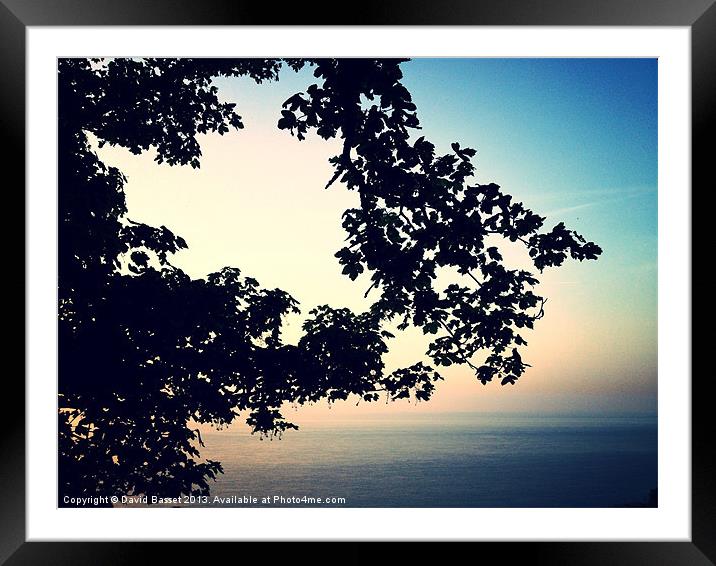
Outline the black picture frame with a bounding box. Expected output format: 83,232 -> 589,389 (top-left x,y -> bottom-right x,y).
4,1 -> 712,563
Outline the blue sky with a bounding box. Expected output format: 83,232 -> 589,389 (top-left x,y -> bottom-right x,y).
402,58 -> 657,189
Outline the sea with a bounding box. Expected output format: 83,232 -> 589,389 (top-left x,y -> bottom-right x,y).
185,413 -> 657,508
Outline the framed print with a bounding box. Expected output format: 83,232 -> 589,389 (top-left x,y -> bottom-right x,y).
6,0 -> 713,564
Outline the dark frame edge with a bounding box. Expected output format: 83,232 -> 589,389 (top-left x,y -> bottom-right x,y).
7,0 -> 714,564
1,0 -> 715,26
691,0 -> 716,563
0,0 -> 26,565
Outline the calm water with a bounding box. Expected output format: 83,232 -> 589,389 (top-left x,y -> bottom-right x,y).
187,413 -> 657,508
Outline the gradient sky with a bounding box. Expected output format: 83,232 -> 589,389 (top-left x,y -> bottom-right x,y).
93,58 -> 657,420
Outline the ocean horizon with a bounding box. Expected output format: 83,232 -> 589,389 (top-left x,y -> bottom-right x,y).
150,412 -> 658,508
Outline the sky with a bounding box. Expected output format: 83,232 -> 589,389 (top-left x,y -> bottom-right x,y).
93,58 -> 658,421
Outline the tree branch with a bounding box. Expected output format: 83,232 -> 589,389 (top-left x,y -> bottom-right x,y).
438,320 -> 480,373
364,281 -> 378,298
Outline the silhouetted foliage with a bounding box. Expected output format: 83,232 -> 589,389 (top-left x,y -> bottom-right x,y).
58,58 -> 601,503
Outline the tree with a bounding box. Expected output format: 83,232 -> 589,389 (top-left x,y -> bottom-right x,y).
58,58 -> 602,504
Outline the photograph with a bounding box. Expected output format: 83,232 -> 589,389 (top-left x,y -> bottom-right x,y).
57,56 -> 657,509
